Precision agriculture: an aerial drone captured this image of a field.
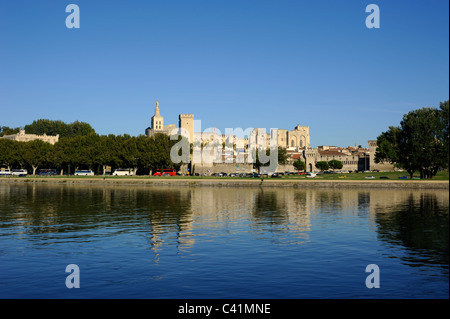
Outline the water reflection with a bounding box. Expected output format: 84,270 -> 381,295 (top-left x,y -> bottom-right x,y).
0,183 -> 448,272
251,189 -> 311,245
374,192 -> 449,270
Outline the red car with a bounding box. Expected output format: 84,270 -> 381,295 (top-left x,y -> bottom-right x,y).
153,169 -> 177,176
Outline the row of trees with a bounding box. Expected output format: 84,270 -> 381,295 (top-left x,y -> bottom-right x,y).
375,101 -> 449,179
1,133 -> 291,176
293,159 -> 343,172
0,133 -> 182,175
0,117 -> 292,175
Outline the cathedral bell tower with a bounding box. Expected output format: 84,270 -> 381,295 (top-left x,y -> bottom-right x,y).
151,100 -> 164,131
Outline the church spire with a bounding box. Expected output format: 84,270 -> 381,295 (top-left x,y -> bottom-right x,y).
155,100 -> 160,116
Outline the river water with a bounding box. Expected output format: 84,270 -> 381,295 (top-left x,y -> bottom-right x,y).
0,183 -> 448,299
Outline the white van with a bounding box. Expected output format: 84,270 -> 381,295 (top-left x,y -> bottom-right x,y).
75,170 -> 94,176
11,169 -> 28,176
306,172 -> 317,178
0,169 -> 12,176
112,169 -> 134,176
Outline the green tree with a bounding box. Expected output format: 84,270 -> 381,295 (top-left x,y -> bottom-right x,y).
375,126 -> 402,166
293,159 -> 306,172
51,138 -> 71,175
277,147 -> 289,165
94,135 -> 118,175
399,106 -> 448,179
375,102 -> 449,179
0,139 -> 21,168
328,159 -> 343,171
315,161 -> 329,171
0,126 -> 20,137
135,135 -> 157,175
24,119 -> 95,138
21,140 -> 53,175
149,133 -> 182,173
120,135 -> 142,174
439,101 -> 449,169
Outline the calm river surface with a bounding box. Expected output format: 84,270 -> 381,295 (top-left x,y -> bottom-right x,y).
0,183 -> 448,299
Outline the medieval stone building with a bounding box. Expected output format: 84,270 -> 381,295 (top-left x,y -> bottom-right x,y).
1,130 -> 59,145
145,101 -> 392,174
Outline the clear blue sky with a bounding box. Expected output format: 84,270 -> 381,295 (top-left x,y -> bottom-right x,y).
0,0 -> 448,147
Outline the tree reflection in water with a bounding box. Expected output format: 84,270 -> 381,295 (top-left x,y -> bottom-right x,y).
375,193 -> 449,270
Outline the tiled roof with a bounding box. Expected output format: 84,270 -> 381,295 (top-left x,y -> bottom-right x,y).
318,150 -> 346,156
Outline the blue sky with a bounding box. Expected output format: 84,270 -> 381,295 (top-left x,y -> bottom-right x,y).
0,0 -> 448,147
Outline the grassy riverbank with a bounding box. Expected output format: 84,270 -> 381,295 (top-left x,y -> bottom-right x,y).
1,171 -> 448,189
2,170 -> 448,180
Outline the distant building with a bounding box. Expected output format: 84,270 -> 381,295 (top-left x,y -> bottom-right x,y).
302,146 -> 370,172
277,125 -> 311,149
1,130 -> 59,145
368,140 -> 395,171
145,101 -> 194,143
144,100 -> 395,174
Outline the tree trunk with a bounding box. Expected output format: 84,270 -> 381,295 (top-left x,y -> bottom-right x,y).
32,165 -> 38,176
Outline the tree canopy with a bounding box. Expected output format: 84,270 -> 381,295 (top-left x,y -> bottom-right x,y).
0,126 -> 20,137
375,101 -> 449,179
24,119 -> 95,138
315,161 -> 329,171
328,159 -> 343,171
0,133 -> 183,175
293,159 -> 306,171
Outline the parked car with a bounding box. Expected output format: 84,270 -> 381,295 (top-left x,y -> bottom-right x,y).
271,173 -> 282,178
38,169 -> 58,176
306,172 -> 317,178
153,169 -> 175,176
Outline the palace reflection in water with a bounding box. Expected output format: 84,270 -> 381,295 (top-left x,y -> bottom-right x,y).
0,183 -> 448,298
